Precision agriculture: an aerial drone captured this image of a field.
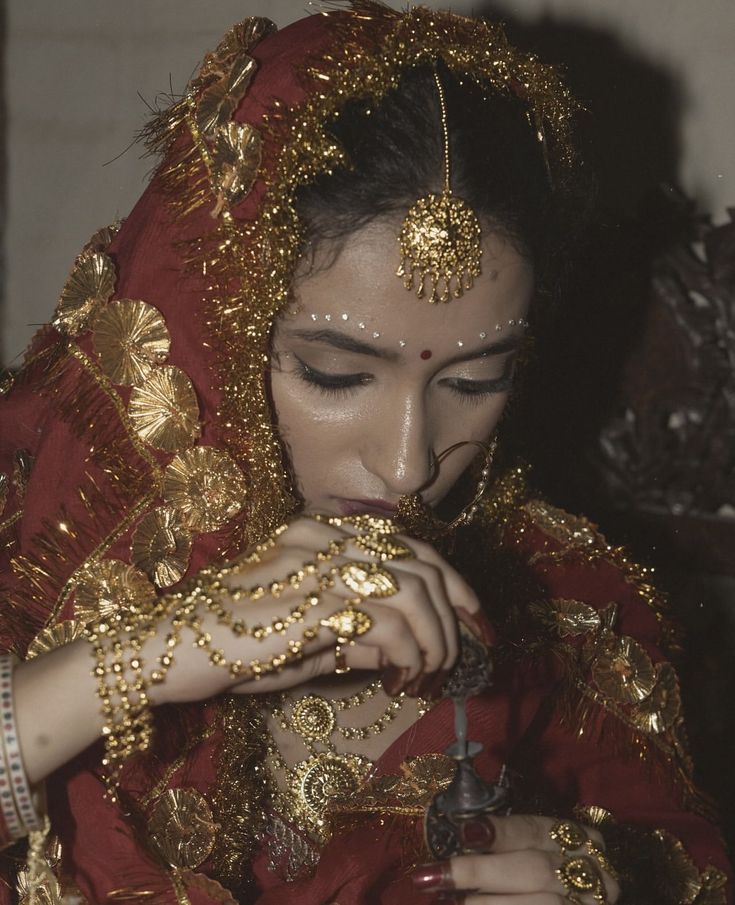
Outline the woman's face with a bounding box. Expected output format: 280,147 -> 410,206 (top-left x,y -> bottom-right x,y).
270,220 -> 534,517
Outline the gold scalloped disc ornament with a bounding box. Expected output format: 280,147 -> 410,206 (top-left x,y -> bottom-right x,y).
292,752 -> 370,825
128,366 -> 201,452
132,508 -> 193,588
74,559 -> 157,625
163,446 -> 247,533
591,635 -> 656,704
148,788 -> 217,869
632,662 -> 682,734
211,121 -> 262,208
53,251 -> 117,336
196,53 -> 258,135
92,298 -> 171,386
27,620 -> 86,659
535,598 -> 602,637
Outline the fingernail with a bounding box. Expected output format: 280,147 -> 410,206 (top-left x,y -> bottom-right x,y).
410,861 -> 454,891
382,666 -> 409,696
460,815 -> 496,851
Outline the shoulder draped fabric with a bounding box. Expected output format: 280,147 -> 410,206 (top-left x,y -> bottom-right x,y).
0,3 -> 731,903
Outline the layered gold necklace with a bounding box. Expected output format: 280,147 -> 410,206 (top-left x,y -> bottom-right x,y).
263,680 -> 429,841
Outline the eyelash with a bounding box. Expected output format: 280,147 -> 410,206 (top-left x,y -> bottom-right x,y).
293,358 -> 514,402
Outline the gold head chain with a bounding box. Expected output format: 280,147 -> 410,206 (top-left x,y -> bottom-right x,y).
396,69 -> 483,304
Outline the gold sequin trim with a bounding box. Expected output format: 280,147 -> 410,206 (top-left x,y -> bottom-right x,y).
128,366 -> 201,452
92,299 -> 171,386
163,446 -> 247,533
131,507 -> 193,588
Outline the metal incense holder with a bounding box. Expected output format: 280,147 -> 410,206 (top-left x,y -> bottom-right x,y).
425,632 -> 513,859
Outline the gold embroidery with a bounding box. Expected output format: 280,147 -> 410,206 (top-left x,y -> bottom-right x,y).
163,447 -> 247,532
148,788 -> 218,869
128,366 -> 201,452
131,508 -> 193,587
74,558 -> 157,624
92,299 -> 171,386
524,499 -> 601,552
53,251 -> 117,336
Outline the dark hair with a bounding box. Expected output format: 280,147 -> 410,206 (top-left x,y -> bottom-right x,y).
294,62 -> 594,295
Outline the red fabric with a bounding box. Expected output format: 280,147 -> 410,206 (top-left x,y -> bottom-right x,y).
0,6 -> 731,904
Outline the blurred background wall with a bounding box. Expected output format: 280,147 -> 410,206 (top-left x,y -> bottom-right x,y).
1,0 -> 734,365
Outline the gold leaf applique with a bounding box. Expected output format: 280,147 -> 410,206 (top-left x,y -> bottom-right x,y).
532,598 -> 602,637
92,299 -> 170,386
53,251 -> 116,336
128,366 -> 201,452
632,662 -> 682,735
196,53 -> 258,135
27,620 -> 86,659
163,446 -> 247,532
211,121 -> 262,210
591,635 -> 656,704
148,788 -> 218,869
131,507 -> 193,588
74,559 -> 157,624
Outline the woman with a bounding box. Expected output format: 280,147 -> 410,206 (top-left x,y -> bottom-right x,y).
0,3 -> 730,903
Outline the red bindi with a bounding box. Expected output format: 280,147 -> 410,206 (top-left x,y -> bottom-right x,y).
420,349 -> 433,360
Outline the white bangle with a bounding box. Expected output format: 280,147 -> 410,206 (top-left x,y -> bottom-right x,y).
0,654 -> 41,833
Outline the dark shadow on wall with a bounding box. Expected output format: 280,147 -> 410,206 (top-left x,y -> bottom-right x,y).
0,0 -> 6,370
478,4 -> 735,856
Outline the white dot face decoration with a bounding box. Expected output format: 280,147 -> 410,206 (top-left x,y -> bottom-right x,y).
302,314 -> 529,349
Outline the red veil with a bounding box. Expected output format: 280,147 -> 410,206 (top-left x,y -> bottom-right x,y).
0,3 -> 730,902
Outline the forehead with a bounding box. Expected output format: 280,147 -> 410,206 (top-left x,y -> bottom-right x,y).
290,221 -> 534,342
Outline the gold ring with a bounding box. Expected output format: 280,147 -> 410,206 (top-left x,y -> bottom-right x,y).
556,855 -> 608,905
353,533 -> 413,562
321,606 -> 373,643
334,644 -> 350,675
550,819 -> 587,854
339,562 -> 399,598
585,841 -> 619,883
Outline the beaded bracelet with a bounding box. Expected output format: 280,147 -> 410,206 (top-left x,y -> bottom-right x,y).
0,654 -> 41,835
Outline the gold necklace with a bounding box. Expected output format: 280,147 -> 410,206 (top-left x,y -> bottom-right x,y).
263,682 -> 429,840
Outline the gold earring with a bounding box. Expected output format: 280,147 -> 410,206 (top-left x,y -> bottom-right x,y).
395,437 -> 498,540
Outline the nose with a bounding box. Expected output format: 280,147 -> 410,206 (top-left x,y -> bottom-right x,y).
360,391 -> 434,498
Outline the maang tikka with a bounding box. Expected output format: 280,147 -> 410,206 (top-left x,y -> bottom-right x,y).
397,70 -> 483,304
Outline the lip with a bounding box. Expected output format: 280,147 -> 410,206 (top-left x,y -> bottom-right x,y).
336,497 -> 399,517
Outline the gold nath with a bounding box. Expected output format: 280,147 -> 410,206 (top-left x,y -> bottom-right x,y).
396,70 -> 483,304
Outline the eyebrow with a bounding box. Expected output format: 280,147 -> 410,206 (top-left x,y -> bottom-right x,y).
284,327 -> 522,366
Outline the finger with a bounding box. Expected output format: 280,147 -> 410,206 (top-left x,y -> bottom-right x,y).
381,558 -> 449,672
451,850 -> 559,895
487,815 -> 605,855
397,532 -> 481,615
387,556 -> 459,673
333,557 -> 445,679
460,895 -> 565,905
354,600 -> 424,681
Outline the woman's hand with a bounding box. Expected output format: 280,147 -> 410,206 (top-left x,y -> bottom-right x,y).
411,815 -> 621,904
149,515 -> 481,706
